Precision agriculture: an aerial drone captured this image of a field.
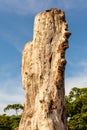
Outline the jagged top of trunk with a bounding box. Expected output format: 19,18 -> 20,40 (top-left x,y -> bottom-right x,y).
18,8 -> 71,130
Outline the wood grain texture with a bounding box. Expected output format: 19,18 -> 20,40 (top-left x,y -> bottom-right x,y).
18,8 -> 71,130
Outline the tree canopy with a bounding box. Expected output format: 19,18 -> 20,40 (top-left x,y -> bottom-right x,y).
0,87 -> 87,130
4,104 -> 24,115
66,87 -> 87,130
0,114 -> 21,130
0,103 -> 24,130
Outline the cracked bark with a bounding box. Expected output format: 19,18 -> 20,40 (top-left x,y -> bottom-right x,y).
18,8 -> 71,130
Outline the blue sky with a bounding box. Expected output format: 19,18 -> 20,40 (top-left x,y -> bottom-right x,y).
0,0 -> 87,114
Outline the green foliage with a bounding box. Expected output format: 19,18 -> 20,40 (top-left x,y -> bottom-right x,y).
0,114 -> 11,130
66,87 -> 87,130
10,115 -> 21,130
0,114 -> 21,130
0,104 -> 23,130
0,88 -> 87,130
4,104 -> 24,115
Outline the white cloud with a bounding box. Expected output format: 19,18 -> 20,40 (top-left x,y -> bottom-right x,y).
1,59 -> 87,114
0,0 -> 86,15
0,79 -> 24,114
65,76 -> 87,95
0,0 -> 54,15
0,28 -> 25,53
0,66 -> 23,96
0,91 -> 24,115
0,65 -> 24,114
65,60 -> 87,95
62,0 -> 86,10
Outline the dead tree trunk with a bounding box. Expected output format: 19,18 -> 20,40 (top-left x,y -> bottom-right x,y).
18,8 -> 71,130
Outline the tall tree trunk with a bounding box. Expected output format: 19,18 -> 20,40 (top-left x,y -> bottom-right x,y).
18,8 -> 71,130
16,108 -> 18,116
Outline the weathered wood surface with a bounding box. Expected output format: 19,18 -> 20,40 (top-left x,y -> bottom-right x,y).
18,8 -> 71,130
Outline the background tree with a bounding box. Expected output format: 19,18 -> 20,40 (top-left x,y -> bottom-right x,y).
66,87 -> 87,130
4,104 -> 24,115
0,114 -> 21,130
